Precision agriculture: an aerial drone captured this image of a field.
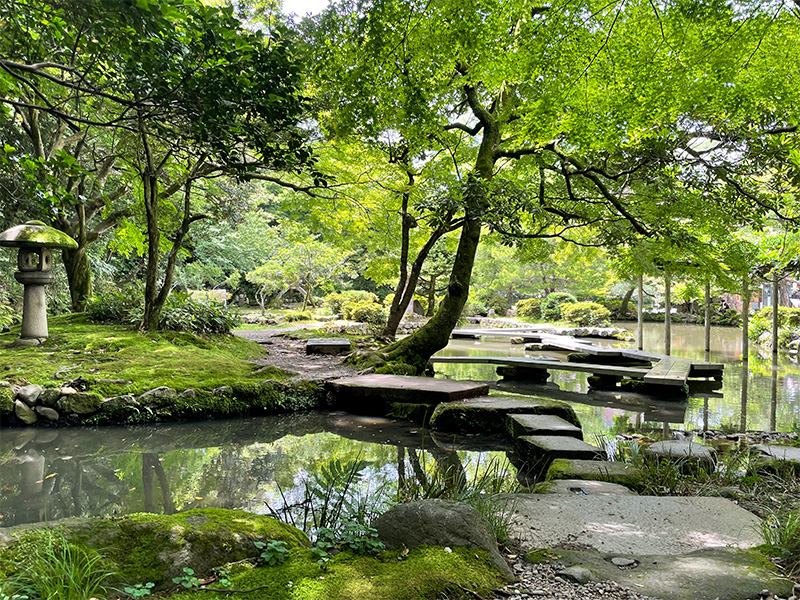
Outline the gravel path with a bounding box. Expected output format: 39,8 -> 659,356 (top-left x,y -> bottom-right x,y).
489,553 -> 660,600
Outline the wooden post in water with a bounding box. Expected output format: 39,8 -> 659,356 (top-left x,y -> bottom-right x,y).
704,282 -> 711,354
664,271 -> 672,356
637,274 -> 644,351
742,276 -> 750,362
772,270 -> 780,355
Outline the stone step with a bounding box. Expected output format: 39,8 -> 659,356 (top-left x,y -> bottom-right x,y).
429,395 -> 579,433
516,435 -> 601,464
328,374 -> 489,415
537,479 -> 637,496
305,338 -> 351,355
546,458 -> 641,488
506,413 -> 583,440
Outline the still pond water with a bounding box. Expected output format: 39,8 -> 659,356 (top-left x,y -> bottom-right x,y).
1,322 -> 798,528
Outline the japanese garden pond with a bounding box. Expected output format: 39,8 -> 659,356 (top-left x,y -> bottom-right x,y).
1,322 -> 798,528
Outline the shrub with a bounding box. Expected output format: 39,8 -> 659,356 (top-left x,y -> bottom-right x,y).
323,291 -> 379,315
515,298 -> 542,319
342,300 -> 385,325
712,308 -> 741,327
749,306 -> 800,348
560,301 -> 612,327
159,292 -> 240,334
0,302 -> 19,330
85,284 -> 143,325
284,310 -> 313,322
540,292 -> 577,321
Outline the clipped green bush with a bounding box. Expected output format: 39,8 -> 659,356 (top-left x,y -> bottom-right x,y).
342,300 -> 385,325
515,298 -> 542,319
284,310 -> 313,322
540,292 -> 577,321
159,293 -> 240,334
560,301 -> 612,327
323,291 -> 379,314
86,284 -> 143,325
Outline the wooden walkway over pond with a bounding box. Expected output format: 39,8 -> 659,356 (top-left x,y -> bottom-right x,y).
433,332 -> 723,394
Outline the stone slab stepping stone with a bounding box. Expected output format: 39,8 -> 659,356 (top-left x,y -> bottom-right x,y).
645,440 -> 716,472
429,395 -> 579,433
538,479 -> 637,496
754,443 -> 800,464
305,338 -> 351,355
507,413 -> 583,440
514,435 -> 601,470
328,374 -> 489,415
547,458 -> 641,488
546,548 -> 792,600
499,494 -> 762,555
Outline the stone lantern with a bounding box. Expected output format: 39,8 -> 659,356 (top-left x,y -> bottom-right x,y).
0,220 -> 78,346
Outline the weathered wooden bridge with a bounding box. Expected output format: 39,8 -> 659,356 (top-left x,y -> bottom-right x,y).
433,330 -> 723,394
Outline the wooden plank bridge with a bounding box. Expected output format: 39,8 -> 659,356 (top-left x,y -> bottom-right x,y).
434,331 -> 724,394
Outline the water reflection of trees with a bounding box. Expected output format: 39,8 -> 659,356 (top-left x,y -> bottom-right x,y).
0,414 -> 516,528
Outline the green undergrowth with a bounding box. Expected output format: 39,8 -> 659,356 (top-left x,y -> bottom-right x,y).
0,314 -> 279,397
283,327 -> 371,344
168,546 -> 505,600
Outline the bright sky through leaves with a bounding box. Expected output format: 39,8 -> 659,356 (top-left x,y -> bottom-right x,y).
282,0 -> 328,16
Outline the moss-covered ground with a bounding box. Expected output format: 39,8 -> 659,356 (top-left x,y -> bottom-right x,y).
168,546 -> 505,600
0,313 -> 280,397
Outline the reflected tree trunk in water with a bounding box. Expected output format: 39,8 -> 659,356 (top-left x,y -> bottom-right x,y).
702,398 -> 709,432
407,449 -> 429,493
740,362 -> 749,433
396,446 -> 406,496
142,454 -> 155,513
772,271 -> 780,356
141,453 -> 173,514
72,459 -> 83,517
430,447 -> 467,494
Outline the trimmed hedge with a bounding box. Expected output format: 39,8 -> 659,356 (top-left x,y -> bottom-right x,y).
560,301 -> 612,327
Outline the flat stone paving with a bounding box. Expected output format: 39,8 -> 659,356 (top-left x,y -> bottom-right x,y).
305,337 -> 351,355
516,434 -> 601,461
755,443 -> 800,463
499,494 -> 762,555
329,374 -> 489,405
507,413 -> 583,439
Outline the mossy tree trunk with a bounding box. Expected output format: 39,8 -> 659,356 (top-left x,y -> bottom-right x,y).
379,90 -> 503,371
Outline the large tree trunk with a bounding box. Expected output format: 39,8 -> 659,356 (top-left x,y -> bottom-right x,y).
381,202 -> 483,372
62,247 -> 92,312
618,287 -> 634,317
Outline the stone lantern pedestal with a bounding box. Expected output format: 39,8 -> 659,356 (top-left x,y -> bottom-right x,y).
0,220 -> 78,346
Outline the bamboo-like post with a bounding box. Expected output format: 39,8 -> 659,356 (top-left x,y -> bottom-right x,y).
739,362 -> 748,433
664,271 -> 672,356
741,276 -> 750,362
704,281 -> 711,354
772,270 -> 780,355
637,274 -> 644,351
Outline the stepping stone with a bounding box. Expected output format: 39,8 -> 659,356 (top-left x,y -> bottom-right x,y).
507,413 -> 583,440
645,440 -> 716,472
547,458 -> 642,488
513,435 -> 601,476
500,494 -> 763,555
537,479 -> 637,496
429,395 -> 579,433
328,374 -> 489,415
306,338 -> 351,355
753,444 -> 800,464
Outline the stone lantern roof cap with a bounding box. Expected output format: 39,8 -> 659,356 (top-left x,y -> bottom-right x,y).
0,220 -> 78,249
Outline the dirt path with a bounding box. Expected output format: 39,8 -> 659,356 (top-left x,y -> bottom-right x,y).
234,329 -> 360,382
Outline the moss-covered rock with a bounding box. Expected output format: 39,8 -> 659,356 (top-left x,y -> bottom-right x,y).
0,385 -> 14,416
56,391 -> 103,415
0,508 -> 309,588
430,395 -> 580,433
169,545 -> 507,600
547,458 -> 642,489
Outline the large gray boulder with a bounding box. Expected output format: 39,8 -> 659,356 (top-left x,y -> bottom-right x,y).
373,499 -> 514,580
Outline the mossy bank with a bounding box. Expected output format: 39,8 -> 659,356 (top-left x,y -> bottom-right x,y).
0,508 -> 507,600
0,314 -> 330,426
